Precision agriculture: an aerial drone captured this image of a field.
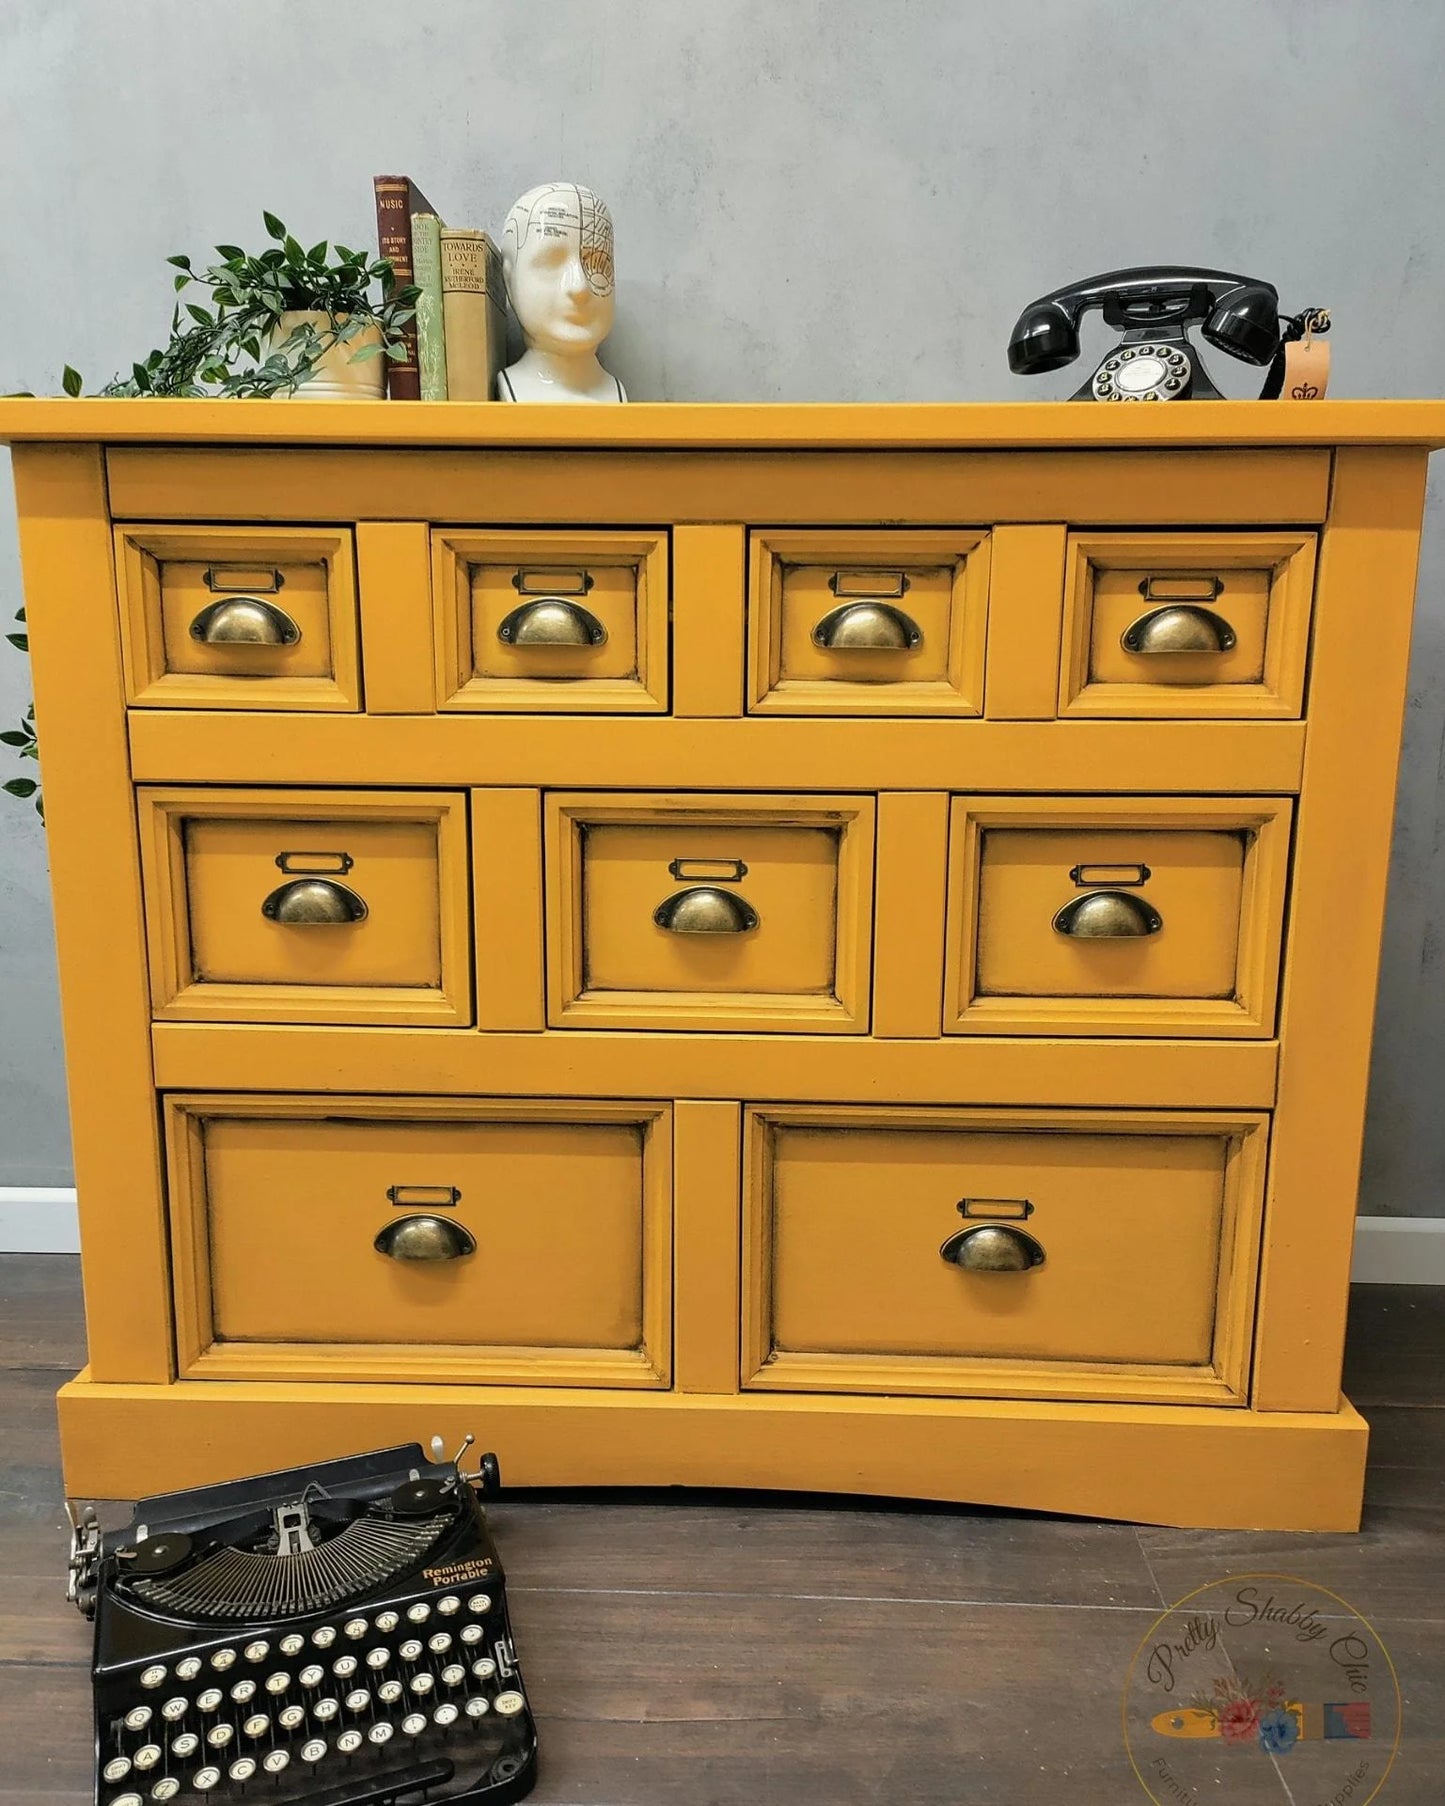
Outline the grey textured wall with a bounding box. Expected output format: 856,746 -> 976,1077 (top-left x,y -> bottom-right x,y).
2,0 -> 1443,1217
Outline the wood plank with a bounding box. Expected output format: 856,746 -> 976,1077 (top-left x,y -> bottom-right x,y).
872,793 -> 949,1037
11,446 -> 173,1383
471,788 -> 545,1030
0,1258 -> 85,1371
983,524 -> 1068,718
671,524 -> 746,716
671,1101 -> 742,1394
149,1023 -> 1280,1109
353,520 -> 435,711
1252,449 -> 1432,1413
127,711 -> 1308,793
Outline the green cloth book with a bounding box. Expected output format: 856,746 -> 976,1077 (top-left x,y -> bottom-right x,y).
411,212 -> 448,401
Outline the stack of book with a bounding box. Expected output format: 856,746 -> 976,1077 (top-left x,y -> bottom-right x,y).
373,176 -> 508,401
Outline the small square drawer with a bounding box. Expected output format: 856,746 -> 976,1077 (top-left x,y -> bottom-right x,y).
1059,532 -> 1316,718
944,795 -> 1292,1037
115,526 -> 360,710
164,1094 -> 671,1386
742,1104 -> 1266,1405
139,788 -> 472,1026
545,791 -> 876,1032
433,530 -> 670,712
748,530 -> 989,714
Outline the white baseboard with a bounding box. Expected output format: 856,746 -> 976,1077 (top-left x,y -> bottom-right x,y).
1,1188 -> 1443,1280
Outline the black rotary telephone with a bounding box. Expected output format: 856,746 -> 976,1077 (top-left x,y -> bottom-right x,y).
1007,266 -> 1282,401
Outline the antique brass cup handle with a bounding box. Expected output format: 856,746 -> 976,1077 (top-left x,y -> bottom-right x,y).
497,598 -> 608,647
1053,891 -> 1162,938
261,879 -> 369,925
940,1223 -> 1046,1272
653,887 -> 759,934
811,601 -> 923,652
1121,604 -> 1236,655
189,597 -> 302,646
374,1215 -> 476,1262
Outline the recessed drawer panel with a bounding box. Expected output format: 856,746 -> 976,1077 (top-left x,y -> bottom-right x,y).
433,530 -> 669,712
748,531 -> 989,714
139,787 -> 472,1025
545,791 -> 876,1032
116,526 -> 361,709
165,1094 -> 671,1386
944,795 -> 1292,1037
1060,532 -> 1316,718
743,1104 -> 1266,1404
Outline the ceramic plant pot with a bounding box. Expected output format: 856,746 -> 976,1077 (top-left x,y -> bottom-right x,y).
271,311 -> 385,400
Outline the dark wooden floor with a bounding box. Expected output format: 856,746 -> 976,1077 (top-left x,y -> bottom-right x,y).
2,1258 -> 1441,1804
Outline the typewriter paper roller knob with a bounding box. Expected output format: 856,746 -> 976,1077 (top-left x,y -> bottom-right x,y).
374,1216 -> 476,1262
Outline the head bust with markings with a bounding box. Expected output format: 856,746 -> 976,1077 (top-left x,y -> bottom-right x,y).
497,182 -> 625,403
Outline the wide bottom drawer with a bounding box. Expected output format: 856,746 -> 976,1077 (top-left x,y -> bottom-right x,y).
742,1104 -> 1267,1404
164,1094 -> 672,1387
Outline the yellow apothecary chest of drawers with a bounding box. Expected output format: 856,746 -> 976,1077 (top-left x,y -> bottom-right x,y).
6,398 -> 1444,1531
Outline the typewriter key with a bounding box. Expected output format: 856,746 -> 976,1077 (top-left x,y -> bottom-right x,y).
150,1780 -> 180,1802
344,1616 -> 369,1639
206,1724 -> 233,1749
126,1532 -> 192,1576
377,1679 -> 404,1705
191,1768 -> 221,1792
437,1595 -> 461,1615
312,1625 -> 337,1648
494,1691 -> 526,1716
406,1601 -> 431,1624
103,1757 -> 132,1782
133,1745 -> 162,1771
300,1739 -> 328,1763
227,1759 -> 256,1785
375,1610 -> 400,1633
111,1794 -> 142,1806
471,1657 -> 497,1680
336,1729 -> 364,1755
176,1657 -> 202,1682
242,1714 -> 269,1739
428,1631 -> 452,1654
279,1633 -> 305,1656
314,1697 -> 340,1722
345,1688 -> 371,1713
139,1664 -> 167,1689
464,1696 -> 489,1718
196,1689 -> 223,1712
399,1639 -> 424,1661
390,1478 -> 450,1517
467,1594 -> 492,1614
210,1648 -> 236,1671
410,1673 -> 435,1696
433,1702 -> 459,1727
402,1712 -> 427,1736
243,1639 -> 268,1663
229,1679 -> 256,1704
366,1647 -> 390,1669
124,1706 -> 153,1731
161,1697 -> 188,1721
368,1723 -> 395,1745
460,1624 -> 484,1645
262,1751 -> 290,1774
171,1733 -> 200,1758
300,1663 -> 325,1687
279,1705 -> 306,1731
441,1663 -> 465,1686
265,1671 -> 290,1695
333,1654 -> 359,1678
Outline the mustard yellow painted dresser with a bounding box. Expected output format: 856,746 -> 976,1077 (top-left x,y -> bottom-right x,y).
5,397 -> 1443,1531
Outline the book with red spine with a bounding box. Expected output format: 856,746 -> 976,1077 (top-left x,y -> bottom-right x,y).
372,175 -> 441,400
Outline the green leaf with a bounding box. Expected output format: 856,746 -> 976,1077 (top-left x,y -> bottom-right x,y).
283,234 -> 304,265
263,210 -> 287,240
384,341 -> 409,361
174,272 -> 189,292
132,362 -> 153,392
215,244 -> 245,260
166,254 -> 192,270
6,633 -> 28,651
15,607 -> 25,622
307,239 -> 329,264
61,365 -> 84,397
349,341 -> 385,361
185,303 -> 213,327
0,730 -> 30,746
3,778 -> 37,798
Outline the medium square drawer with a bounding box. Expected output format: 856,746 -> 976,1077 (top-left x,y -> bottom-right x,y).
544,791 -> 876,1032
944,795 -> 1292,1037
164,1094 -> 671,1386
433,529 -> 670,712
1059,531 -> 1316,718
742,1104 -> 1266,1404
116,526 -> 361,710
748,530 -> 989,715
138,788 -> 472,1026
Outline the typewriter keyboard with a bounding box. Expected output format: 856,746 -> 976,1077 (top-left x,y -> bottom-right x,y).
97,1588 -> 529,1804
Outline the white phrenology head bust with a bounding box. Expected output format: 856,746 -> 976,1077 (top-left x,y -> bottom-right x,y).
501,182 -> 616,356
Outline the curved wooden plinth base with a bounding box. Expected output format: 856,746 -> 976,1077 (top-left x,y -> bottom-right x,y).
57,1372 -> 1367,1533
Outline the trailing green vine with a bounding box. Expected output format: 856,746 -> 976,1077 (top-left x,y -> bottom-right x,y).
3,609 -> 40,820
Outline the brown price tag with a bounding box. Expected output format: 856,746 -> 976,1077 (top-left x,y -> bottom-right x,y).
1282,312 -> 1330,399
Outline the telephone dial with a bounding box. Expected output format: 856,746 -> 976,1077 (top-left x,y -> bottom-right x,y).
1007,266 -> 1282,401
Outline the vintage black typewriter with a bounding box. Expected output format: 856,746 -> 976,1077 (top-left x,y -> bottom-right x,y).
66,1438 -> 537,1806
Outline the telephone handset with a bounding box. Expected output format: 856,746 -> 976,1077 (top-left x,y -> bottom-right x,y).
1007,266 -> 1282,401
